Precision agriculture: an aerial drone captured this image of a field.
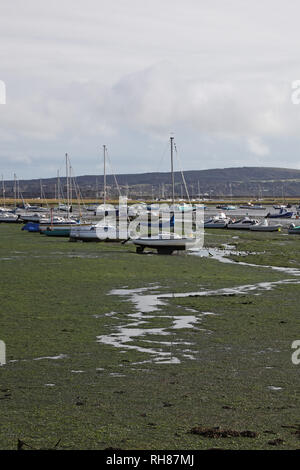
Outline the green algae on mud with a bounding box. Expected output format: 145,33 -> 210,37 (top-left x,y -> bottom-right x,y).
0,224 -> 300,450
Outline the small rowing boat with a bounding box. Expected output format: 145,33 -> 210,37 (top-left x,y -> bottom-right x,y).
288,223 -> 300,234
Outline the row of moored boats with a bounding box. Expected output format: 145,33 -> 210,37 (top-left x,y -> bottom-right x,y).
204,212 -> 300,233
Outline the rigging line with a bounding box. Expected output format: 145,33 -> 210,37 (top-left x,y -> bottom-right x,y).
19,190 -> 26,206
70,169 -> 82,218
40,179 -> 48,208
57,159 -> 68,203
56,171 -> 63,204
58,153 -> 72,203
105,149 -> 132,223
58,175 -> 67,206
40,180 -> 49,209
70,166 -> 86,211
13,176 -> 25,206
70,167 -> 83,204
106,149 -> 122,198
154,140 -> 170,174
173,141 -> 191,204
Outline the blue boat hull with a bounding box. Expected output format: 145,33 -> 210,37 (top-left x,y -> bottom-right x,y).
266,212 -> 293,219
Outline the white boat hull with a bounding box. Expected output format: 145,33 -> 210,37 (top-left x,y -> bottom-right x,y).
204,222 -> 228,228
133,236 -> 198,253
0,214 -> 20,223
70,225 -> 119,241
39,222 -> 80,233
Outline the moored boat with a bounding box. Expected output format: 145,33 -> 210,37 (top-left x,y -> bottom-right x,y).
227,217 -> 259,230
22,222 -> 40,232
39,216 -> 77,229
288,223 -> 300,234
43,226 -> 73,237
20,213 -> 48,223
266,208 -> 293,218
57,203 -> 72,212
131,137 -> 200,254
249,219 -> 281,232
41,220 -> 81,236
249,204 -> 266,210
204,213 -> 231,228
69,223 -> 119,241
0,212 -> 20,223
132,233 -> 198,254
20,204 -> 49,213
216,204 -> 236,210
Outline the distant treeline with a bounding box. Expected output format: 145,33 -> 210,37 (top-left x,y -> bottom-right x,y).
3,167 -> 300,199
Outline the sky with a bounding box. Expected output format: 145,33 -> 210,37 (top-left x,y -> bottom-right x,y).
1,0 -> 300,179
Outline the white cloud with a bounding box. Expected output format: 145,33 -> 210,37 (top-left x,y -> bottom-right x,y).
1,1 -> 300,177
247,137 -> 270,157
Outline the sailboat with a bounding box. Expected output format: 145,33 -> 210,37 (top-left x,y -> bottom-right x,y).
288,223 -> 300,234
43,154 -> 80,237
0,212 -> 20,223
132,137 -> 199,254
266,207 -> 293,219
0,175 -> 8,213
95,145 -> 119,217
70,146 -> 119,242
0,175 -> 19,222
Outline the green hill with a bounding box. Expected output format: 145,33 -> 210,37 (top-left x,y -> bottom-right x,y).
4,167 -> 300,199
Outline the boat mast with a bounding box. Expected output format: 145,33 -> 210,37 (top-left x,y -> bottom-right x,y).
57,170 -> 60,210
69,162 -> 73,205
65,153 -> 69,218
14,173 -> 17,208
95,176 -> 98,199
170,136 -> 175,206
2,175 -> 5,208
103,145 -> 107,207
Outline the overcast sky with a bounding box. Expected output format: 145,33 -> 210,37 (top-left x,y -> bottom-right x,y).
1,0 -> 300,179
